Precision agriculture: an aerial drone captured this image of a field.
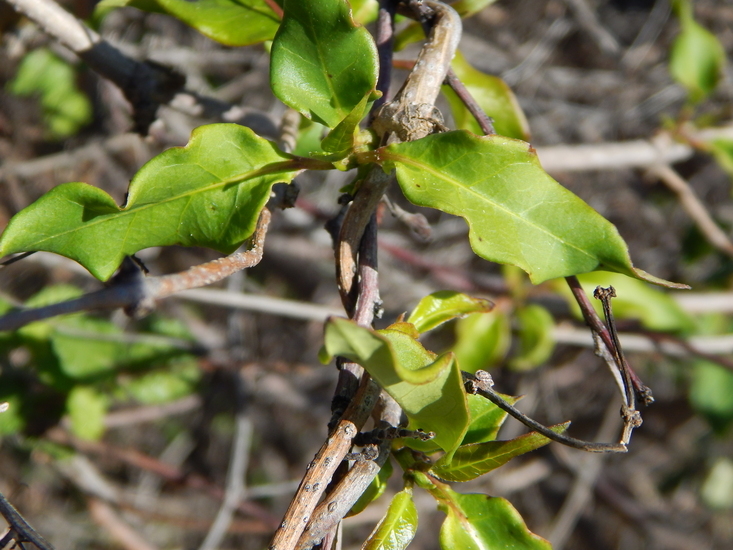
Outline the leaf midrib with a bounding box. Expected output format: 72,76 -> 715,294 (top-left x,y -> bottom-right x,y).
30,160 -> 296,248
388,149 -> 599,264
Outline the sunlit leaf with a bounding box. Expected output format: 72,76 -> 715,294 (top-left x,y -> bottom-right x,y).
670,0 -> 726,103
407,291 -> 493,334
94,0 -> 281,46
444,50 -> 529,140
8,48 -> 92,139
0,124 -> 302,281
321,94 -> 371,157
555,272 -> 695,333
66,386 -> 108,440
431,423 -> 569,482
375,131 -> 688,288
323,317 -> 469,455
271,0 -> 378,128
509,304 -> 555,371
690,360 -> 733,432
453,311 -> 511,373
461,393 -> 516,446
362,488 -> 418,550
121,359 -> 200,404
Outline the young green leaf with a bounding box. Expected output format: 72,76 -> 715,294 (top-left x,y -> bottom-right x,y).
94,0 -> 281,46
362,488 -> 418,550
438,490 -> 552,550
690,360 -> 733,433
444,50 -> 529,140
376,131 -> 688,288
431,423 -> 569,482
66,386 -> 108,440
271,0 -> 378,128
670,0 -> 726,103
406,290 -> 493,334
453,311 -> 511,374
323,317 -> 470,455
320,94 -> 371,156
0,124 -> 302,281
509,304 -> 555,371
461,393 -> 517,446
8,48 -> 92,139
121,359 -> 200,404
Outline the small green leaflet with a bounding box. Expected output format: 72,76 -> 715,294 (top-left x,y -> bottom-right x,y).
67,386 -> 108,441
406,290 -> 493,334
271,0 -> 378,128
431,423 -> 569,482
362,488 -> 418,550
323,318 -> 470,456
453,311 -> 511,373
0,124 -> 303,281
669,0 -> 726,103
509,304 -> 555,371
375,131 -> 688,288
94,0 -> 281,46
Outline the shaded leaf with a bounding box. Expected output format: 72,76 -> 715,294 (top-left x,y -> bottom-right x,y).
670,0 -> 726,103
0,124 -> 302,281
407,291 -> 493,334
362,488 -> 418,550
94,0 -> 281,46
451,0 -> 499,18
461,392 -> 517,446
444,50 -> 529,140
321,94 -> 372,157
122,359 -> 200,404
690,360 -> 733,433
66,386 -> 108,440
323,317 -> 470,455
453,311 -> 511,373
431,423 -> 569,482
509,304 -> 555,371
376,131 -> 687,288
8,48 -> 91,138
271,0 -> 378,128
555,271 -> 695,333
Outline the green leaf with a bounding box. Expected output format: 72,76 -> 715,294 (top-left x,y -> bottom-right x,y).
451,0 -> 499,18
461,392 -> 517,446
271,0 -> 378,128
509,304 -> 555,371
66,386 -> 108,440
554,272 -> 695,333
453,311 -> 511,374
349,458 -> 393,516
444,50 -> 529,140
0,393 -> 25,436
0,124 -> 301,281
323,318 -> 470,455
351,0 -> 379,24
407,291 -> 493,334
94,0 -> 281,46
122,359 -> 200,404
320,94 -> 371,156
690,360 -> 733,432
362,488 -> 418,550
707,138 -> 733,180
431,423 -> 569,482
377,131 -> 688,288
437,490 -> 552,550
8,48 -> 92,139
670,0 -> 726,103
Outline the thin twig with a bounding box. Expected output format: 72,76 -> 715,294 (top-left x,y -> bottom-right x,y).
88,498 -> 159,550
647,163 -> 733,257
0,209 -> 271,331
464,371 -> 629,453
443,69 -> 495,135
0,492 -> 55,550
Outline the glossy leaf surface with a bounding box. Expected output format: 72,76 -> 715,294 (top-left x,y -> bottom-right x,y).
431,423 -> 569,482
94,0 -> 281,46
406,291 -> 493,334
378,131 -> 687,288
444,51 -> 529,140
362,488 -> 418,550
323,318 -> 469,455
0,124 -> 301,280
670,0 -> 726,103
271,0 -> 378,128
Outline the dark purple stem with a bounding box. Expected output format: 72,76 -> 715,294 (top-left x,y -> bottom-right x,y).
444,69 -> 496,135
